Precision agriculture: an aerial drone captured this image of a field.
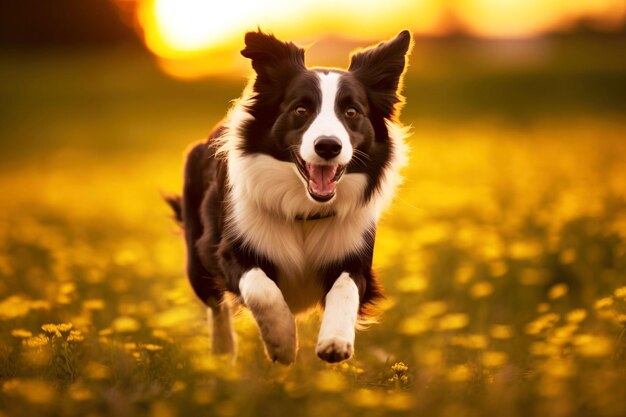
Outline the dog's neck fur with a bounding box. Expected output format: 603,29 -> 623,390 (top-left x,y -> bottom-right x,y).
214,90 -> 409,312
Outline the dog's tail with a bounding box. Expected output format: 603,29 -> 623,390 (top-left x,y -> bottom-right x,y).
163,194 -> 183,225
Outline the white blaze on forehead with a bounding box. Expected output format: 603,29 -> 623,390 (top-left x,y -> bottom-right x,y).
300,72 -> 353,166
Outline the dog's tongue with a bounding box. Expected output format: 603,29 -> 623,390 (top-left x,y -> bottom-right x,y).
308,164 -> 338,196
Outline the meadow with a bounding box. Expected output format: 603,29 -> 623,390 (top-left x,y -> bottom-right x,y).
1,36 -> 626,416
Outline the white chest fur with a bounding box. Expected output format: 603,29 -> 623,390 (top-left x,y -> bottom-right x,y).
218,103 -> 408,313
224,153 -> 376,312
263,212 -> 374,312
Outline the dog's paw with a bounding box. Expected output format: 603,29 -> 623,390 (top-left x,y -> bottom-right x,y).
257,312 -> 297,365
316,337 -> 353,363
265,336 -> 297,365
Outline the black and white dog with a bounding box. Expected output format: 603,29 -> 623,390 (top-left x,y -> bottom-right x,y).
167,30 -> 411,364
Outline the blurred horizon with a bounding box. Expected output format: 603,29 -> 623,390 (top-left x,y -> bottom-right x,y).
2,0 -> 626,79
1,0 -> 626,169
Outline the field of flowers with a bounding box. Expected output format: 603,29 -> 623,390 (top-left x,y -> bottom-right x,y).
1,40 -> 626,416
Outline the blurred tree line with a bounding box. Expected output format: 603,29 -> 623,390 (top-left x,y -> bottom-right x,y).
0,0 -> 139,47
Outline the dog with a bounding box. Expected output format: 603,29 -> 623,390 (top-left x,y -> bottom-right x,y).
166,29 -> 411,364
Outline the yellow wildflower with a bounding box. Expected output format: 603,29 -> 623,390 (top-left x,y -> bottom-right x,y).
68,383 -> 92,401
419,301 -> 448,318
542,358 -> 575,378
67,330 -> 84,343
490,324 -> 513,339
56,323 -> 73,333
536,303 -> 550,313
83,299 -> 105,311
519,268 -> 546,285
509,241 -> 542,260
548,283 -> 569,300
171,381 -> 186,393
454,264 -> 474,284
190,356 -> 218,372
421,350 -> 443,367
399,315 -> 431,335
530,341 -> 560,356
152,329 -> 171,341
144,344 -> 163,352
414,222 -> 450,244
482,351 -> 508,368
29,300 -> 51,311
447,364 -> 471,382
526,313 -> 559,335
573,334 -> 613,357
489,260 -> 508,277
451,334 -> 488,349
613,286 -> 626,300
566,309 -> 587,323
112,316 -> 140,333
41,323 -> 72,338
59,282 -> 75,295
0,296 -> 30,320
470,281 -> 494,298
99,328 -> 113,336
114,248 -> 139,266
384,392 -> 414,411
396,275 -> 428,293
594,297 -> 614,310
548,324 -> 578,346
315,370 -> 346,392
23,334 -> 49,348
151,306 -> 196,328
11,329 -> 32,339
391,362 -> 409,373
149,401 -> 177,417
438,313 -> 470,331
123,342 -> 139,351
2,378 -> 55,404
350,389 -> 383,408
84,362 -> 110,380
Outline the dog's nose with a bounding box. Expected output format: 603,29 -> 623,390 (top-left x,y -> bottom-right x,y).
314,136 -> 342,160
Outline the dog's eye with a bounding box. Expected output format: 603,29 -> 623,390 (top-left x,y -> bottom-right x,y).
345,107 -> 359,118
294,106 -> 308,116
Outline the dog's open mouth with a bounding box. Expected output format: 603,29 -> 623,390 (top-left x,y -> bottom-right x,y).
294,154 -> 346,202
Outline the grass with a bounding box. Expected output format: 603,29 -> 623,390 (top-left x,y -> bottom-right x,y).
1,37 -> 626,417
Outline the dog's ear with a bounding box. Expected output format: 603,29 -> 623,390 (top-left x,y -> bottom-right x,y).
349,30 -> 412,120
241,30 -> 305,85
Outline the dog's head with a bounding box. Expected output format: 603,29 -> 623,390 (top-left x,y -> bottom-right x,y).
238,30 -> 411,204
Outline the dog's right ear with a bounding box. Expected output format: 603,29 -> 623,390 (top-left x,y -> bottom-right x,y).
349,30 -> 412,120
241,30 -> 305,85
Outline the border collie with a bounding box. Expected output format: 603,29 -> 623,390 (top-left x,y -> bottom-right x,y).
166,30 -> 411,364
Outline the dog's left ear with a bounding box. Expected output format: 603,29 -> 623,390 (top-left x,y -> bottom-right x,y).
349,30 -> 412,120
241,30 -> 306,88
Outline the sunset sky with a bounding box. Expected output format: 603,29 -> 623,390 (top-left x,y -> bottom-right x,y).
119,0 -> 626,77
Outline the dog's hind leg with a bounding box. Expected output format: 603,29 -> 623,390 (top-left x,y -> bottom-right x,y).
181,140 -> 236,358
207,298 -> 236,357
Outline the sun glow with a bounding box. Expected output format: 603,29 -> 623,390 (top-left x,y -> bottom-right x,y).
128,0 -> 626,78
141,0 -> 309,57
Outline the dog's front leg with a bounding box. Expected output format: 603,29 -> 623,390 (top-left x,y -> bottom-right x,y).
316,272 -> 360,363
239,268 -> 297,365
